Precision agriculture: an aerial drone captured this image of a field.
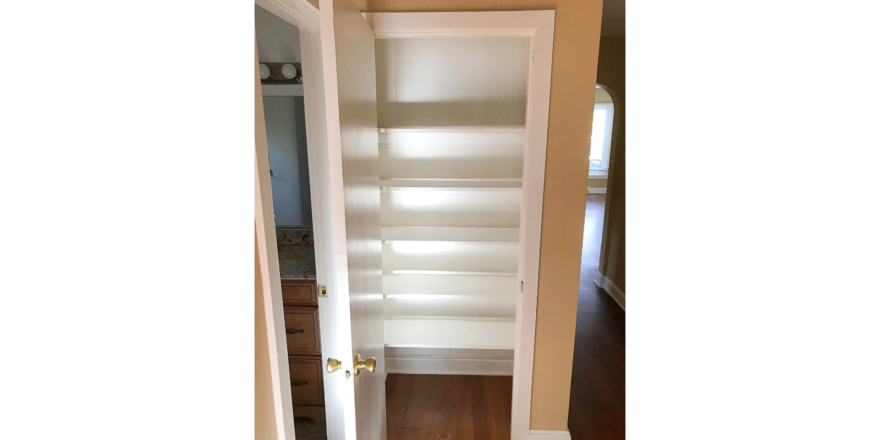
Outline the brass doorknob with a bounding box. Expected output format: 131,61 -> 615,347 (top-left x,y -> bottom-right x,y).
326,357 -> 342,373
353,354 -> 376,376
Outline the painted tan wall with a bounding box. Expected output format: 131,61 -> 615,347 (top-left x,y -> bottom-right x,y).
357,0 -> 603,430
597,36 -> 625,292
256,230 -> 278,440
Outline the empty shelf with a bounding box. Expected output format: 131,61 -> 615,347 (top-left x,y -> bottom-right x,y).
382,227 -> 519,243
380,178 -> 522,191
384,318 -> 516,350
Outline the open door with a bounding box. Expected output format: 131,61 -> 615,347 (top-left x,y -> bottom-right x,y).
318,0 -> 386,439
253,0 -> 384,436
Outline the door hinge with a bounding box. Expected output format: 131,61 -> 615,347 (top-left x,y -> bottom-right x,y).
318,284 -> 328,298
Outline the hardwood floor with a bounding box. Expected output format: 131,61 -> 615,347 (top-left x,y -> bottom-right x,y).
386,374 -> 512,440
384,195 -> 623,440
568,194 -> 626,440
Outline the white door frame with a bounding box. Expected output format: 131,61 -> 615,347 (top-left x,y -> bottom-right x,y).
255,0 -> 346,439
365,11 -> 555,440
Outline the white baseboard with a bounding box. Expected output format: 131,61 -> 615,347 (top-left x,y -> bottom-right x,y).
385,346 -> 514,376
596,275 -> 625,310
587,186 -> 607,194
528,429 -> 572,439
592,270 -> 603,287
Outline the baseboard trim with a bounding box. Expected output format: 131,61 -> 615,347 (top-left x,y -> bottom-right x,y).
385,346 -> 514,376
587,186 -> 607,194
528,429 -> 572,439
596,275 -> 625,310
592,270 -> 603,288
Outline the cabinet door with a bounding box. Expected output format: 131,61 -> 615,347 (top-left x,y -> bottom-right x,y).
289,356 -> 325,406
284,308 -> 321,356
281,280 -> 317,306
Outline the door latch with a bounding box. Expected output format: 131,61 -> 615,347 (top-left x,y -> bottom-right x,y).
318,285 -> 328,298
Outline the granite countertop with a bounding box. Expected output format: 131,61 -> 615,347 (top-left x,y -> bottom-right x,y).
280,272 -> 316,281
276,228 -> 317,280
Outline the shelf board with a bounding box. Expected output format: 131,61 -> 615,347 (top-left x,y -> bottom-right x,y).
378,127 -> 527,145
384,315 -> 515,322
384,273 -> 518,298
384,318 -> 516,350
385,270 -> 517,277
380,178 -> 522,192
384,294 -> 516,319
381,227 -> 519,244
384,293 -> 513,299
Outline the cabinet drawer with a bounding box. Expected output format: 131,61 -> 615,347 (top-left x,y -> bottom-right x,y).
285,309 -> 320,356
281,280 -> 317,306
289,357 -> 324,406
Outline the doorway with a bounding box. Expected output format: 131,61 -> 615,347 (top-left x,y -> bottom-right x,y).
256,4 -> 329,439
365,10 -> 555,438
376,35 -> 530,439
255,5 -> 555,440
565,84 -> 625,440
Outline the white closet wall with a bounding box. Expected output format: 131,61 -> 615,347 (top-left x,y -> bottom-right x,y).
376,37 -> 530,361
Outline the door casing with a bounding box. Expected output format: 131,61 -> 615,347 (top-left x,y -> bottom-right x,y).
365,11 -> 556,440
255,1 -> 338,439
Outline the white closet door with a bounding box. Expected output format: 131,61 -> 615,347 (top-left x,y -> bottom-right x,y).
318,0 -> 386,438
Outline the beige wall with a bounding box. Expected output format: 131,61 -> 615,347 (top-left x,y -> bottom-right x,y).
358,0 -> 603,430
255,230 -> 278,440
597,36 -> 625,292
595,86 -> 613,103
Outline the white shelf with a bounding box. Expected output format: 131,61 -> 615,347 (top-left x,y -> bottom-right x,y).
385,316 -> 515,322
379,127 -> 526,349
385,270 -> 517,277
380,178 -> 522,192
382,227 -> 519,243
383,240 -> 518,274
378,127 -> 527,145
383,273 -> 518,297
381,191 -> 522,228
384,318 -> 516,350
384,295 -> 516,319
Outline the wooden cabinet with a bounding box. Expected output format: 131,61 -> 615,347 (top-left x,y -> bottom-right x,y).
288,356 -> 325,406
282,279 -> 326,425
284,308 -> 321,356
282,280 -> 318,306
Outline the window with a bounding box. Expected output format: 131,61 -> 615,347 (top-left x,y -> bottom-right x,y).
590,103 -> 614,173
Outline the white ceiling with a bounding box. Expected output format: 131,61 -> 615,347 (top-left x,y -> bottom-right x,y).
601,0 -> 625,36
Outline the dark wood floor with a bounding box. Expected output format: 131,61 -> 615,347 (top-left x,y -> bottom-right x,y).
568,194 -> 626,440
386,374 -> 512,440
384,195 -> 624,440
